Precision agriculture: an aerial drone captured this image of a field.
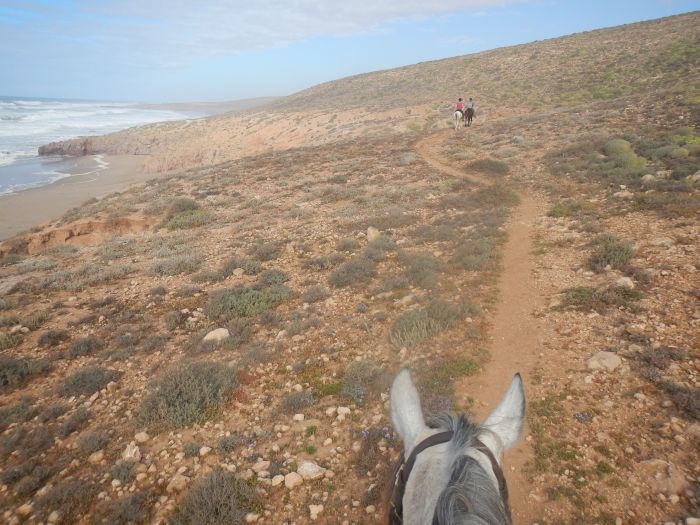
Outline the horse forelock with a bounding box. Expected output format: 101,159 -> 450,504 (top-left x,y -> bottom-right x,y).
397,413 -> 511,525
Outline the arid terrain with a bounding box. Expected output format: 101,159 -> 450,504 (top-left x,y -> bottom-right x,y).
1,11 -> 699,525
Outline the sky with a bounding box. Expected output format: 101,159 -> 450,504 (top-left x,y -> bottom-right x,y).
1,0 -> 699,102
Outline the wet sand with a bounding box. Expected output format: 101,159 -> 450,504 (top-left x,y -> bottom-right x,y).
0,154 -> 158,240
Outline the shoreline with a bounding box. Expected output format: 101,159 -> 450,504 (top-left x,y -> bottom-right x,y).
0,154 -> 160,241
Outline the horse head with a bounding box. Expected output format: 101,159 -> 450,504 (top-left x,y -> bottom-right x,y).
388,369 -> 525,524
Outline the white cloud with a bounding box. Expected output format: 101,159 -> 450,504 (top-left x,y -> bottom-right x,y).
4,0 -> 525,68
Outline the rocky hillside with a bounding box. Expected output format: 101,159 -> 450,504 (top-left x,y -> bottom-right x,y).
1,11 -> 699,525
38,12 -> 699,173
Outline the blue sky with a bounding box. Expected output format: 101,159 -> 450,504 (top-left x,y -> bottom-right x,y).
1,0 -> 698,102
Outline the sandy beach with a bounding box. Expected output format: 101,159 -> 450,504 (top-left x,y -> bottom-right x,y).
0,154 -> 156,241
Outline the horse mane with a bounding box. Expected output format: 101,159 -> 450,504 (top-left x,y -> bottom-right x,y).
428,413 -> 511,525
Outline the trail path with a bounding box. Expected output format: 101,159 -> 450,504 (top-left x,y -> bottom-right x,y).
415,131 -> 544,524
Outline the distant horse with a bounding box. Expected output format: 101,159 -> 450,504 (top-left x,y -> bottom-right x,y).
466,107 -> 475,127
453,110 -> 465,130
388,369 -> 524,525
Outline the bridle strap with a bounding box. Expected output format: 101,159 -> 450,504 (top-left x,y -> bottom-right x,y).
389,434 -> 513,525
389,431 -> 454,525
473,440 -> 512,524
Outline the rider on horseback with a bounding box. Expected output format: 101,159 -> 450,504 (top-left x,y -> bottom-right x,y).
455,97 -> 465,119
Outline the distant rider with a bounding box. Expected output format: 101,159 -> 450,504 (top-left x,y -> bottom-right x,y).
455,98 -> 465,119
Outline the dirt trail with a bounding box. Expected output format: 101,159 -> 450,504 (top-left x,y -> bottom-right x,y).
415,130 -> 543,524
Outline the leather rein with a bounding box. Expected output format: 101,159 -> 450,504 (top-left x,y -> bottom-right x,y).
388,431 -> 512,525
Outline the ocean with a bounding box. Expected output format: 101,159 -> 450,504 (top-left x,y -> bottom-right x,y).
0,96 -> 200,194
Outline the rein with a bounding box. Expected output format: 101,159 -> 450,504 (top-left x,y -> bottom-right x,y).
389,432 -> 512,525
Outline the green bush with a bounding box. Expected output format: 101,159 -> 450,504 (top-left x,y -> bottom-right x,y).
153,255 -> 202,276
59,366 -> 119,397
302,285 -> 329,303
219,257 -> 262,276
280,391 -> 315,414
68,336 -> 104,358
341,361 -> 384,404
167,468 -> 259,525
328,256 -> 376,287
337,238 -> 360,252
249,240 -> 284,261
587,235 -> 635,272
401,251 -> 442,288
138,361 -> 237,428
38,264 -> 131,291
167,197 -> 200,217
38,329 -> 69,347
35,478 -> 98,525
453,238 -> 499,271
547,201 -> 583,217
110,460 -> 136,484
0,332 -> 20,351
562,286 -> 642,311
467,158 -> 509,175
303,253 -> 344,270
165,209 -> 212,230
91,492 -> 151,525
390,300 -> 461,348
77,430 -> 109,455
0,397 -> 37,432
58,407 -> 91,437
204,285 -> 291,320
0,355 -> 51,390
257,269 -> 289,286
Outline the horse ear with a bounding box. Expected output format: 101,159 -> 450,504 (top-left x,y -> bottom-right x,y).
390,369 -> 428,456
481,373 -> 525,455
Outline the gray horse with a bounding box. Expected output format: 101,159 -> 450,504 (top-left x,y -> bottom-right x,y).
389,369 -> 525,524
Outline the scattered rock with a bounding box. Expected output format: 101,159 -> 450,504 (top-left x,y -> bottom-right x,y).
203,328 -> 230,343
88,450 -> 104,464
122,442 -> 141,462
166,474 -> 190,493
297,460 -> 325,480
293,413 -> 305,422
639,459 -> 687,495
586,351 -> 622,372
199,446 -> 212,457
309,504 -> 324,521
252,460 -> 270,473
366,227 -> 380,243
613,190 -> 634,199
284,472 -> 303,489
271,474 -> 285,487
641,174 -> 656,185
616,276 -> 635,289
134,432 -> 150,444
16,504 -> 32,517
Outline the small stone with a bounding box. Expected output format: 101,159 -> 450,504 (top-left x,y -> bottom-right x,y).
586,351 -> 622,372
641,174 -> 656,185
16,504 -> 32,517
366,227 -> 380,243
293,413 -> 305,422
613,190 -> 634,199
88,450 -> 104,464
297,460 -> 325,480
199,446 -> 212,457
122,442 -> 141,462
616,276 -> 635,289
233,268 -> 245,277
686,518 -> 700,525
366,505 -> 377,514
245,513 -> 259,523
166,474 -> 190,493
271,474 -> 285,487
134,432 -> 150,443
203,328 -> 229,343
252,460 -> 270,473
48,510 -> 60,523
309,504 -> 324,521
284,472 -> 303,489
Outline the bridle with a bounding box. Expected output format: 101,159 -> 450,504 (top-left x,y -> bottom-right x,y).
389,431 -> 512,525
